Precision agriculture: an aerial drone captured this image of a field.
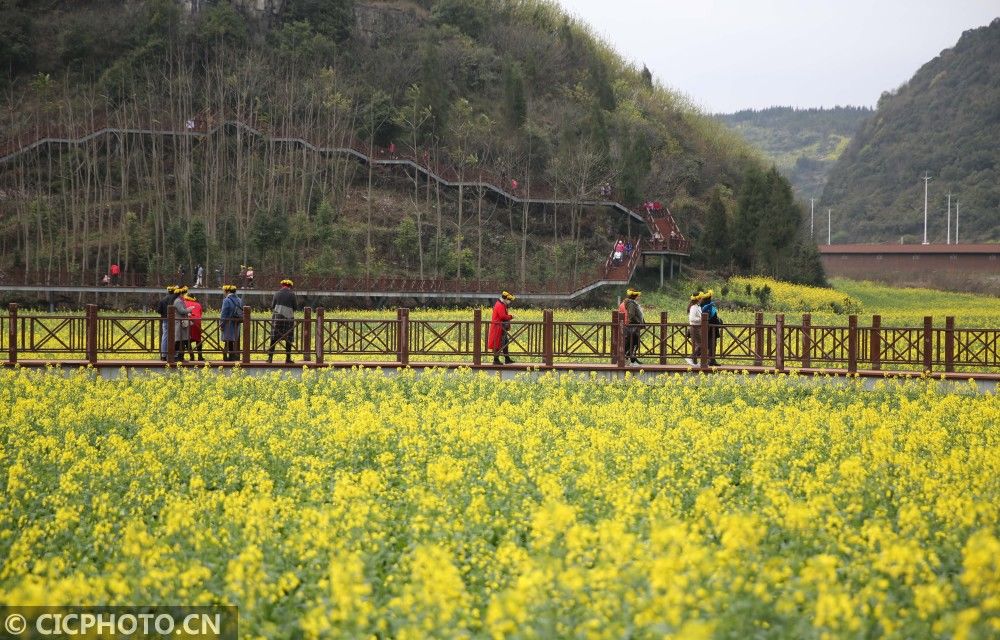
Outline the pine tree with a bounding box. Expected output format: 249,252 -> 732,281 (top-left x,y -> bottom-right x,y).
700,189 -> 730,268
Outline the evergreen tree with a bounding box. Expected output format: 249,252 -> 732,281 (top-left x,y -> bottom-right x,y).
700,189 -> 730,268
755,167 -> 799,276
733,165 -> 767,270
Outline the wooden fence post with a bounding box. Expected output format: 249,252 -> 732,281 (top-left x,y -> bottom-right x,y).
753,311 -> 763,367
699,313 -> 710,369
801,313 -> 811,368
659,311 -> 668,365
945,316 -> 955,373
848,315 -> 858,373
315,307 -> 325,365
8,303 -> 17,364
302,307 -> 312,362
610,310 -> 619,365
167,306 -> 176,365
923,316 -> 933,373
241,306 -> 251,365
86,304 -> 97,365
473,309 -> 482,366
543,310 -> 553,367
614,311 -> 626,368
871,315 -> 881,371
397,308 -> 409,366
775,314 -> 785,372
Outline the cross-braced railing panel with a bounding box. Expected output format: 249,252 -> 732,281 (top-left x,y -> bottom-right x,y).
98,317 -> 158,353
632,323 -> 691,360
506,322 -> 544,358
880,327 -> 924,365
810,326 -> 851,363
783,326 -> 803,363
954,329 -> 1000,367
250,317 -> 309,353
321,319 -> 398,356
409,320 -> 475,357
716,324 -> 763,362
554,322 -> 612,359
19,316 -> 86,354
197,319 -> 226,353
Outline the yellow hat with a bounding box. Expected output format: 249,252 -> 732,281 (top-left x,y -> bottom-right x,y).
627,288 -> 641,297
501,290 -> 515,301
167,285 -> 177,293
223,284 -> 237,293
176,285 -> 189,294
690,292 -> 702,301
280,279 -> 294,287
703,289 -> 713,299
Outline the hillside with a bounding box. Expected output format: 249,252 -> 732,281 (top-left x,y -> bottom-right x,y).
716,106 -> 872,202
0,0 -> 803,289
820,18 -> 1000,244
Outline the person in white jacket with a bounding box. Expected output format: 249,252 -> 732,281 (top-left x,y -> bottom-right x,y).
686,292 -> 703,365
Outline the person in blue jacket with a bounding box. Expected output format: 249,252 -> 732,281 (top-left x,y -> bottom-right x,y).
220,284 -> 244,361
700,289 -> 722,366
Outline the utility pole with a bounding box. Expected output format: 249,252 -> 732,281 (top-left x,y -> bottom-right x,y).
810,198 -> 815,239
946,193 -> 951,245
955,199 -> 959,244
922,172 -> 932,245
827,208 -> 831,245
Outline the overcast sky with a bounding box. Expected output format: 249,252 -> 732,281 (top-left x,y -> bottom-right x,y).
556,0 -> 999,113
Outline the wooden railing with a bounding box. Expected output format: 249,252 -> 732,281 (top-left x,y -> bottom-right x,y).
3,304 -> 998,375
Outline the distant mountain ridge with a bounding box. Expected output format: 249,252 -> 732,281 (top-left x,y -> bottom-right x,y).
716,106 -> 872,202
820,18 -> 1000,244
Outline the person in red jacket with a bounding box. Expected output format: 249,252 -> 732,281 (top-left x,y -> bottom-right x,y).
183,292 -> 205,361
488,290 -> 515,365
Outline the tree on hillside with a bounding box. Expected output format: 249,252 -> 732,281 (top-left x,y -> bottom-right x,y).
698,188 -> 730,268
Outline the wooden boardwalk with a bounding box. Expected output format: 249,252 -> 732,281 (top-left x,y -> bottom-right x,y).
3,304 -> 997,380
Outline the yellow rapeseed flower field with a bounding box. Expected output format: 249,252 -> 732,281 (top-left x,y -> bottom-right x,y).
1,367 -> 997,638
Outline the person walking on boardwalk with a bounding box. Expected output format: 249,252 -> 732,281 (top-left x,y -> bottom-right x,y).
623,288 -> 645,365
172,286 -> 193,361
156,285 -> 177,361
194,264 -> 205,288
686,291 -> 703,366
700,289 -> 722,366
267,279 -> 298,364
488,290 -> 515,365
183,291 -> 205,361
220,284 -> 243,361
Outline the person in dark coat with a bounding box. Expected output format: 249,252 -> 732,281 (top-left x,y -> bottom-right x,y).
220,284 -> 244,361
623,288 -> 645,365
488,291 -> 515,365
267,279 -> 298,364
700,289 -> 722,366
156,285 -> 177,361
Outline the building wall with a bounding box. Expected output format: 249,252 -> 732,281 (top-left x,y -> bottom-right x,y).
821,253 -> 1000,294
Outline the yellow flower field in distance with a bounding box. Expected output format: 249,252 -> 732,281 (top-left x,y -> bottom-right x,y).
1,367 -> 998,639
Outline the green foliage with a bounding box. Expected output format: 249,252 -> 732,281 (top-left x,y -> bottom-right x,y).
733,166 -> 824,285
501,59 -> 527,128
193,3 -> 250,49
270,20 -> 336,65
394,216 -> 419,269
284,0 -> 355,43
0,7 -> 34,78
697,189 -> 730,268
431,0 -> 487,38
187,220 -> 208,267
821,19 -> 1000,243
